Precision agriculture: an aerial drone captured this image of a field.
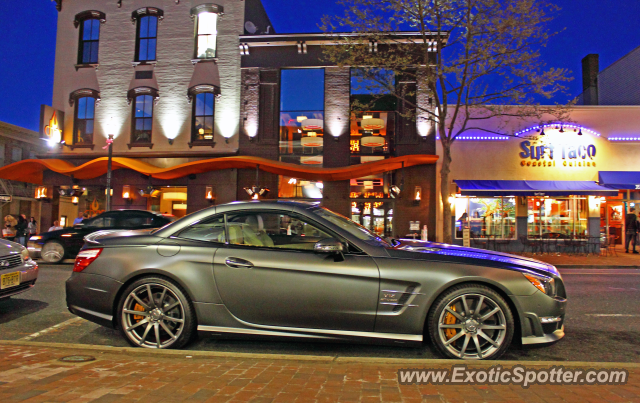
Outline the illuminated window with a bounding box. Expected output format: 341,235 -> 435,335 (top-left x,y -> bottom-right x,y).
527,197 -> 588,239
132,95 -> 153,144
74,97 -> 96,145
195,12 -> 218,59
454,197 -> 517,240
279,69 -> 325,165
136,16 -> 158,62
191,92 -> 215,142
78,19 -> 100,64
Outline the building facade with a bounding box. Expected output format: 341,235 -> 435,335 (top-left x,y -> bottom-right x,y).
436,106 -> 640,250
0,0 -> 440,237
0,121 -> 46,230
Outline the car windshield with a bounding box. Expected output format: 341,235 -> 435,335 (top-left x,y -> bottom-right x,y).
313,207 -> 390,248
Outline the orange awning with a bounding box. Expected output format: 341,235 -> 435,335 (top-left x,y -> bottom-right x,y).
0,155 -> 438,185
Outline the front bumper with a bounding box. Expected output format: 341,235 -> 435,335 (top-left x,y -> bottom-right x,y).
0,259 -> 39,299
27,241 -> 42,259
514,291 -> 567,345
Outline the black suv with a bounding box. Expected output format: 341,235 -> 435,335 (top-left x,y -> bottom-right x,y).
28,210 -> 172,263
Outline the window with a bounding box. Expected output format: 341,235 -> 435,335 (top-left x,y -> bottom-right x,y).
11,148 -> 22,163
455,197 -> 517,239
79,19 -> 100,64
195,12 -> 218,59
279,69 -> 325,166
86,215 -> 116,228
226,212 -> 333,251
74,97 -> 96,145
192,92 -> 215,142
176,215 -> 226,243
118,213 -> 157,228
132,95 -> 154,144
527,197 -> 588,239
136,16 -> 158,62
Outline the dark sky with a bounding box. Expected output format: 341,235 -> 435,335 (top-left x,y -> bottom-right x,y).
1,0 -> 640,132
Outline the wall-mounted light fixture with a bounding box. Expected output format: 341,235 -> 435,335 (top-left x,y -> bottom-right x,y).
205,186 -> 216,202
414,186 -> 422,206
105,188 -> 113,196
122,185 -> 131,200
72,196 -> 79,205
35,186 -> 51,200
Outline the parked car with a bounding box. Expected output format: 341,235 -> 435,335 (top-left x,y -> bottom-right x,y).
0,239 -> 38,300
29,210 -> 172,263
66,201 -> 566,359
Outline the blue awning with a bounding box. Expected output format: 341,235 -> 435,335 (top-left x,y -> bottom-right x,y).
598,171 -> 640,190
454,180 -> 618,197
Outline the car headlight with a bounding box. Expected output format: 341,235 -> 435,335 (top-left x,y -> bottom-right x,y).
21,247 -> 30,262
29,236 -> 42,241
523,272 -> 556,296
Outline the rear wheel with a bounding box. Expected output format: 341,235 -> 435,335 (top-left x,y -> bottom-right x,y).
117,277 -> 196,349
428,284 -> 514,360
41,241 -> 65,264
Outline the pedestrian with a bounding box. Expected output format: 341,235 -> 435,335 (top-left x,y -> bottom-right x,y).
625,207 -> 639,254
15,214 -> 28,246
2,215 -> 17,241
48,220 -> 63,232
28,217 -> 38,238
73,211 -> 84,225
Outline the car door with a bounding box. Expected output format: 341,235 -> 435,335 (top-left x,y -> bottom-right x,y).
212,211 -> 380,332
66,213 -> 118,255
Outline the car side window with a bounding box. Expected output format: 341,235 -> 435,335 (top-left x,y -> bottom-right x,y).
176,215 -> 226,243
226,212 -> 333,251
86,215 -> 116,228
119,213 -> 155,228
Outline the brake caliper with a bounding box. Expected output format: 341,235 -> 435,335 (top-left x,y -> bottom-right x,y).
444,305 -> 458,340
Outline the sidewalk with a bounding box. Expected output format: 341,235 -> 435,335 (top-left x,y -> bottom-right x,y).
513,246 -> 640,268
0,342 -> 638,403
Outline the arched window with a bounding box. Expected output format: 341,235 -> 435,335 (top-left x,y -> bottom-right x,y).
132,95 -> 154,144
74,97 -> 96,145
191,4 -> 223,59
192,92 -> 215,142
74,11 -> 105,65
132,8 -> 163,62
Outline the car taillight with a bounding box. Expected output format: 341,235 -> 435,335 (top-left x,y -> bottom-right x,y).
73,248 -> 103,272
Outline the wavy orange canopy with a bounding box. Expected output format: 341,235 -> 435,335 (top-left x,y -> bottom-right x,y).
0,155 -> 438,185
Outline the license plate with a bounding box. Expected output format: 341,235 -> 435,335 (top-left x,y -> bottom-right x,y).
1,272 -> 20,290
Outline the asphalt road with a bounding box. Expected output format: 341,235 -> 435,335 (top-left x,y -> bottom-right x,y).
1,264 -> 639,362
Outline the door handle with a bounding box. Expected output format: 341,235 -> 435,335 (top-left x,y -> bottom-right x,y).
225,257 -> 254,269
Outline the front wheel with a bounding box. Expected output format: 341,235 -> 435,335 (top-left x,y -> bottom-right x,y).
41,241 -> 65,263
428,284 -> 514,360
117,277 -> 196,349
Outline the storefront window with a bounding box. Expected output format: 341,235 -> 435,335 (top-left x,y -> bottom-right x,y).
527,197 -> 588,238
349,112 -> 395,165
278,177 -> 323,199
455,197 -> 516,239
351,201 -> 392,237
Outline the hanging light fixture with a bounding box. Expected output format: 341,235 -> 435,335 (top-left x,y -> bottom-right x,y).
559,125 -> 565,133
578,128 -> 583,136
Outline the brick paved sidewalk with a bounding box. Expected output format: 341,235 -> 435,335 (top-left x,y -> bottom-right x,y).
0,343 -> 638,403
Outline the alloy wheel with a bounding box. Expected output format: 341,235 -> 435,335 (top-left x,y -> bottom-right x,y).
121,283 -> 185,349
437,293 -> 507,360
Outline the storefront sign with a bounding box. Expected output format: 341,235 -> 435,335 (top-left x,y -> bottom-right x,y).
519,140 -> 597,168
39,105 -> 64,144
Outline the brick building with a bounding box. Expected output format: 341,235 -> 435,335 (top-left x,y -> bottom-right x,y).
0,0 -> 440,239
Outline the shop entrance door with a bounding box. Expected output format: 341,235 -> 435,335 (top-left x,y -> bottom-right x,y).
602,201 -> 624,245
350,201 -> 393,237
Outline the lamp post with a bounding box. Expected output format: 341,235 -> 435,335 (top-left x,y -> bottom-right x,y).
105,134 -> 114,211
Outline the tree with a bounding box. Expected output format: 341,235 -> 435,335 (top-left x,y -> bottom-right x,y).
322,0 -> 572,243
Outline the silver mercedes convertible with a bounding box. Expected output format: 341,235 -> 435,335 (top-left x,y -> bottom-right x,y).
66,201 -> 566,360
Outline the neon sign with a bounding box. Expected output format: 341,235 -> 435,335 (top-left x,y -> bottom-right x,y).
44,111 -> 62,144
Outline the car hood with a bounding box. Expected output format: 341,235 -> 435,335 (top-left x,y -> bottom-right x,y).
389,239 -> 559,277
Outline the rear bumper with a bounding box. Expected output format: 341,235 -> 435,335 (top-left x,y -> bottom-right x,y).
66,272 -> 122,328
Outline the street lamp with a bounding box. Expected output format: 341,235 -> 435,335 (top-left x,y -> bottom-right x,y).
105,134 -> 114,211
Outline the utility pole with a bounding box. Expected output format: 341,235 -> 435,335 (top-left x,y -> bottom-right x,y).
105,134 -> 114,211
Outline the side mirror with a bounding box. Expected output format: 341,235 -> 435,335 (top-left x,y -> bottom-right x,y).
314,238 -> 344,254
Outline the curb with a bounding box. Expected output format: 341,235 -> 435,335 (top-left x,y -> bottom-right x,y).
2,340 -> 640,368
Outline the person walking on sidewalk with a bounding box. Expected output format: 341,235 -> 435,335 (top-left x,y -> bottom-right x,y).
625,207 -> 639,253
